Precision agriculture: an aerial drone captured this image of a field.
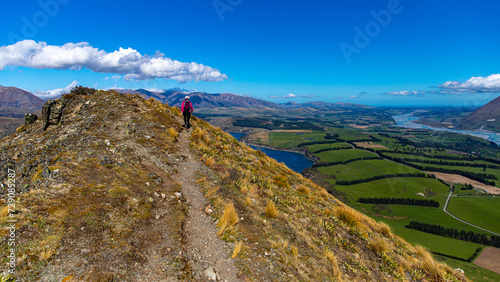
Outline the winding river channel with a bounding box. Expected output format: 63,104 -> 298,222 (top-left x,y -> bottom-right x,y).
393,114 -> 500,145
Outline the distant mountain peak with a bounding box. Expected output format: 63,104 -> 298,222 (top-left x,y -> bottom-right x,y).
456,95 -> 500,132
0,86 -> 44,111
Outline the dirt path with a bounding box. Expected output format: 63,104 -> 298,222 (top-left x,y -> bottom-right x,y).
176,129 -> 243,281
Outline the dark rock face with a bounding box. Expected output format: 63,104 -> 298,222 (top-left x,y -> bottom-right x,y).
25,113 -> 38,125
41,99 -> 69,130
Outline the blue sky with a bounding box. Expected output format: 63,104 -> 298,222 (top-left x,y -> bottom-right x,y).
1,0 -> 499,107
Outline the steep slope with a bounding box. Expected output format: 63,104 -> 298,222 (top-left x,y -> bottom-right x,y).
0,90 -> 466,281
456,95 -> 500,132
0,86 -> 45,111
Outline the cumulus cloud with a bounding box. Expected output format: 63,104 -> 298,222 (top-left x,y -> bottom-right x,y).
0,40 -> 228,82
438,74 -> 500,93
34,80 -> 78,98
270,93 -> 318,99
385,74 -> 500,97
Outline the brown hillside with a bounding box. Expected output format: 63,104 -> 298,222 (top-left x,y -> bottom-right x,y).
0,90 -> 467,281
0,86 -> 45,111
456,95 -> 500,132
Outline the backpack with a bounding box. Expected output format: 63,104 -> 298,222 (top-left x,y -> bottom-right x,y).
184,101 -> 191,112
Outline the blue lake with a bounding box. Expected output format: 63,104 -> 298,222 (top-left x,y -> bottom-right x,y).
228,132 -> 314,173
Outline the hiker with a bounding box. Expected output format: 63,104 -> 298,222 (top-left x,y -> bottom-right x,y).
181,96 -> 193,129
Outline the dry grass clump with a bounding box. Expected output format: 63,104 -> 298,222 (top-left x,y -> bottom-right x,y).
335,205 -> 361,228
319,188 -> 331,199
325,250 -> 341,278
273,174 -> 289,188
168,127 -> 178,141
374,221 -> 392,237
291,245 -> 299,257
413,245 -> 445,279
265,200 -> 279,218
217,203 -> 239,235
232,241 -> 243,258
245,196 -> 252,206
39,246 -> 57,261
369,237 -> 389,255
191,127 -> 207,142
297,185 -> 311,195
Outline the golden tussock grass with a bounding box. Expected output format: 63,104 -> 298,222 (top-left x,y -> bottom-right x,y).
413,244 -> 444,279
39,246 -> 57,261
205,186 -> 220,198
297,185 -> 311,195
169,127 -> 178,140
291,245 -> 299,257
217,203 -> 239,236
335,205 -> 361,228
369,237 -> 389,255
265,200 -> 279,218
319,188 -> 331,199
325,250 -> 341,278
205,156 -> 216,167
374,221 -> 392,237
245,196 -> 252,206
232,241 -> 243,258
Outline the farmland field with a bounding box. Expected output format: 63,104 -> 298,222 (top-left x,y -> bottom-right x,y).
314,148 -> 378,162
447,196 -> 500,234
319,159 -> 423,182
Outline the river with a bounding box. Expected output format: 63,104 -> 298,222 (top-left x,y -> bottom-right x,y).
228,133 -> 314,173
393,114 -> 500,145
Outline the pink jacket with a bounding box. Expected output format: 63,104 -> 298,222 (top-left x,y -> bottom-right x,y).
181,100 -> 193,113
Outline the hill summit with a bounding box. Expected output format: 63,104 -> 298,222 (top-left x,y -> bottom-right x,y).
456,95 -> 500,132
0,89 -> 466,281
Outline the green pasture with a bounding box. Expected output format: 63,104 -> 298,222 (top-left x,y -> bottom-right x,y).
305,142 -> 352,152
447,196 -> 500,234
333,177 -> 450,205
267,131 -> 326,148
319,159 -> 422,182
314,149 -> 378,162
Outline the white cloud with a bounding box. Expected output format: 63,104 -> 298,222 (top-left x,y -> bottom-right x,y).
105,75 -> 122,80
438,74 -> 500,93
270,93 -> 318,99
349,95 -> 361,98
270,93 -> 296,99
384,90 -> 424,96
34,80 -> 79,98
0,40 -> 228,83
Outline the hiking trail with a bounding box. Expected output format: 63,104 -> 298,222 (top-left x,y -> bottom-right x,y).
175,128 -> 243,281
